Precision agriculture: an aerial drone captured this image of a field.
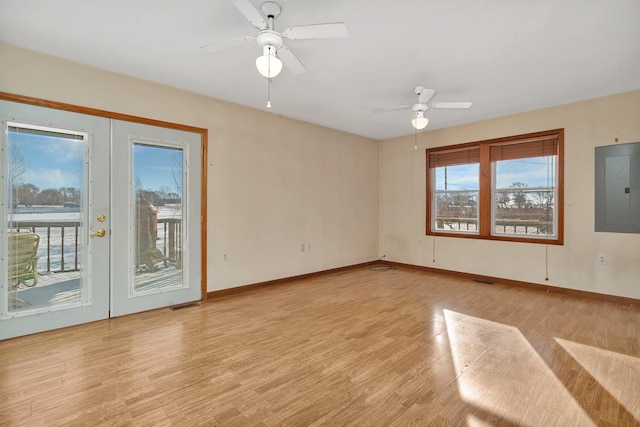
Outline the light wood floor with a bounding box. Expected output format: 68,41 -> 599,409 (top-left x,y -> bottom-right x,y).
1,266 -> 639,426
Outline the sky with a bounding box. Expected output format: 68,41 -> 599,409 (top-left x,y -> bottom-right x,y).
133,143 -> 183,196
9,127 -> 550,196
434,157 -> 556,191
7,129 -> 183,194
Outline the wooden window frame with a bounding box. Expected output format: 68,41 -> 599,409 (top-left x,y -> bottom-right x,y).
426,129 -> 564,245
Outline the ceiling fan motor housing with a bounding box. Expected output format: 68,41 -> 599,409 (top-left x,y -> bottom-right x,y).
256,30 -> 283,49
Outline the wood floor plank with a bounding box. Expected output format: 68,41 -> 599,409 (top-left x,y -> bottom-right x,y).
1,266 -> 639,426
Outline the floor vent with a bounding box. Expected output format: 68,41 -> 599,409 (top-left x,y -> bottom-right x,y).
474,279 -> 495,285
170,302 -> 200,311
368,262 -> 393,272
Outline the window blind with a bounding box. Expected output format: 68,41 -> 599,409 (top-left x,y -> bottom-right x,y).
429,147 -> 480,168
489,136 -> 558,162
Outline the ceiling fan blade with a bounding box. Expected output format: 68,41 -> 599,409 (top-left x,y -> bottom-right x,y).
278,45 -> 306,74
417,88 -> 435,104
373,105 -> 412,114
431,102 -> 473,109
282,22 -> 348,40
201,36 -> 255,54
229,0 -> 267,30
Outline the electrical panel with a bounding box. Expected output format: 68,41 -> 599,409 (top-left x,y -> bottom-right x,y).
595,142 -> 640,233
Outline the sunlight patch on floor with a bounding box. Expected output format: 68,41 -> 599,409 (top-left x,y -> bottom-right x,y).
555,337 -> 640,422
466,414 -> 496,427
444,309 -> 595,426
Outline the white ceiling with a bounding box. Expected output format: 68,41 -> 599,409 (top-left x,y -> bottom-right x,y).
1,0 -> 639,140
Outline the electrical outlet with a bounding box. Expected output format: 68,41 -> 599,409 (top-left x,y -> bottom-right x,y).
301,244 -> 305,252
597,254 -> 607,265
222,252 -> 228,262
307,243 -> 311,252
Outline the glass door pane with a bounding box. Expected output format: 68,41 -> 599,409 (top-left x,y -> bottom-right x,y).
133,142 -> 185,294
5,124 -> 87,313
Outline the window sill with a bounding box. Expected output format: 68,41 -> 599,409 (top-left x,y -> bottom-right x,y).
426,231 -> 563,245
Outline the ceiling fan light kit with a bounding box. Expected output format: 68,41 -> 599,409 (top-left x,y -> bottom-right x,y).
411,110 -> 429,130
256,45 -> 283,78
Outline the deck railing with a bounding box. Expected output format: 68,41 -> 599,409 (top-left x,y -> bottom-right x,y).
10,218 -> 181,273
435,217 -> 552,235
158,218 -> 182,263
434,187 -> 554,235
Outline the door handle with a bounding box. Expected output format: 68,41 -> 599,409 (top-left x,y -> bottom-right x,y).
90,229 -> 106,238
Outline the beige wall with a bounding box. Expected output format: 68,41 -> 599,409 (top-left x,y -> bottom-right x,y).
0,43 -> 379,292
3,43 -> 639,300
379,90 -> 640,299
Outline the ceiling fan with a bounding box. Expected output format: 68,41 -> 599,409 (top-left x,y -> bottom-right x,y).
374,86 -> 472,130
202,0 -> 348,78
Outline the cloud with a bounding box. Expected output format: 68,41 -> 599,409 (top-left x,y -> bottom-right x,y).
23,168 -> 82,190
32,136 -> 85,163
496,160 -> 556,188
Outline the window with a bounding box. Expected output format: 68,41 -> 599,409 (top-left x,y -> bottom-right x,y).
430,147 -> 480,233
426,129 -> 563,244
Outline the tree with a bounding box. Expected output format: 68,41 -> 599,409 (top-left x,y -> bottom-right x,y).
8,144 -> 27,184
450,192 -> 466,208
170,153 -> 182,202
510,182 -> 530,210
37,188 -> 63,206
495,191 -> 510,209
157,186 -> 171,202
531,190 -> 553,211
59,187 -> 81,204
134,177 -> 143,195
531,190 -> 554,232
8,144 -> 28,207
13,183 -> 39,207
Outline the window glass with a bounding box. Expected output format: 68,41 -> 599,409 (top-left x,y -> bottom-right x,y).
433,163 -> 479,233
493,156 -> 556,237
5,124 -> 87,314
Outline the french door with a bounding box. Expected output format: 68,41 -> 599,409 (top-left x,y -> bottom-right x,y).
110,120 -> 201,316
0,101 -> 202,340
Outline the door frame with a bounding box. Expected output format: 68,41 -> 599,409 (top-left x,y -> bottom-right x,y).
0,91 -> 209,302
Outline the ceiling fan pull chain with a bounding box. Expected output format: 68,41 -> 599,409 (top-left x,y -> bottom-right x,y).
266,44 -> 273,109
